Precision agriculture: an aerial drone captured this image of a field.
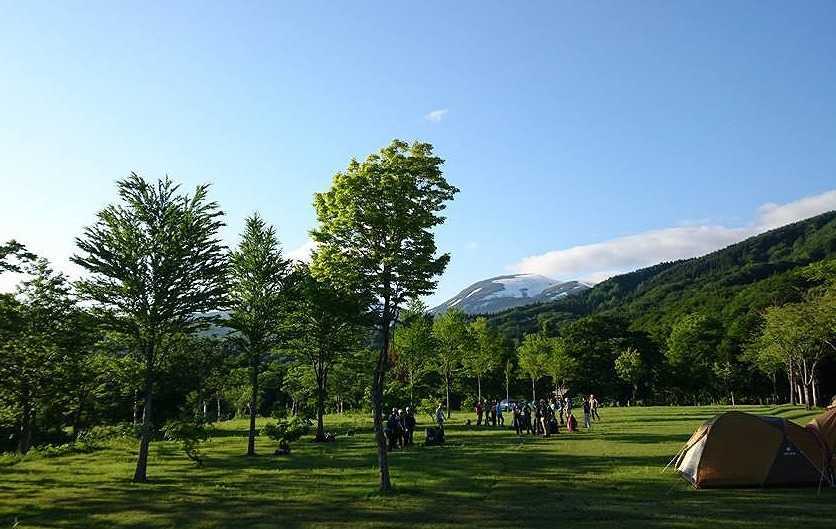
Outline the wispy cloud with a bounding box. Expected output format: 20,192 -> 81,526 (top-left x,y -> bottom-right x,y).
510,189 -> 836,283
424,109 -> 448,123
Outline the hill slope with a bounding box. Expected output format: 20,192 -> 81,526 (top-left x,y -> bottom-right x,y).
489,210 -> 836,341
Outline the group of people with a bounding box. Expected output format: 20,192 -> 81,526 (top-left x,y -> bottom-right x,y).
474,399 -> 505,427
481,393 -> 601,437
384,407 -> 417,451
384,393 -> 601,449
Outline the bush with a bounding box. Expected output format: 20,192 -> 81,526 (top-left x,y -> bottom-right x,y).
161,418 -> 210,464
76,423 -> 138,444
264,416 -> 310,454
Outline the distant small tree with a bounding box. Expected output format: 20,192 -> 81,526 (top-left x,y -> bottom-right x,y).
227,213 -> 293,456
432,308 -> 470,416
392,299 -> 434,408
546,337 -> 577,397
517,333 -> 550,401
265,416 -> 310,454
614,347 -> 643,403
462,317 -> 502,402
72,174 -> 227,482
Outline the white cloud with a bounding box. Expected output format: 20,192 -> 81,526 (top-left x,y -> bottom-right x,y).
510,189 -> 836,283
287,238 -> 317,263
465,241 -> 479,250
424,109 -> 448,123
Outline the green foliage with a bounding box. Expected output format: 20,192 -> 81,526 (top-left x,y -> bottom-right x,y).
392,299 -> 435,406
161,419 -> 210,465
488,212 -> 836,403
462,317 -> 502,381
310,139 -> 458,489
432,308 -> 470,412
264,416 -> 310,451
615,347 -> 643,401
227,213 -> 293,455
546,337 -> 577,390
72,173 -> 228,481
0,240 -> 35,275
286,264 -> 367,438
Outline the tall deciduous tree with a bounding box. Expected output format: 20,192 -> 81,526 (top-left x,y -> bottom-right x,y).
227,213 -> 292,456
72,174 -> 227,482
310,139 -> 458,492
462,317 -> 502,402
289,265 -> 366,441
0,259 -> 74,453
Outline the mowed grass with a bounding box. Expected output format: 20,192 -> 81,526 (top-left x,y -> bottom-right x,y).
1,405 -> 834,528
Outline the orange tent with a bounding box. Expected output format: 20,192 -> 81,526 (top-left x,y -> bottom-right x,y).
674,411 -> 833,488
807,408 -> 836,476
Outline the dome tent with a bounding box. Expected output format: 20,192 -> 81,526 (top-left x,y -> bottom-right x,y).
807,408 -> 836,476
673,411 -> 833,488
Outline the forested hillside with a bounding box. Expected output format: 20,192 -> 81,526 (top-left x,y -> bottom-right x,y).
488,211 -> 836,403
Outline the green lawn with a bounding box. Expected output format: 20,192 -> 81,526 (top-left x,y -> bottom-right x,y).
1,405 -> 834,528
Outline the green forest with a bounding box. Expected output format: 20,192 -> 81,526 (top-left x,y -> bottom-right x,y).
1,140 -> 835,495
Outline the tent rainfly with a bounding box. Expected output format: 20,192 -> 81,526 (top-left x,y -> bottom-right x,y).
673,411 -> 834,488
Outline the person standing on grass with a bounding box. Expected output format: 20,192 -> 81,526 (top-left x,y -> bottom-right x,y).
435,402 -> 446,430
513,404 -> 523,436
404,407 -> 416,446
488,400 -> 496,427
386,409 -> 401,451
522,403 -> 533,435
582,396 -> 592,430
496,401 -> 504,427
475,399 -> 484,427
590,394 -> 601,421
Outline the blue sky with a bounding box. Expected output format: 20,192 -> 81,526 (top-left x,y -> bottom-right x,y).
2,1 -> 835,305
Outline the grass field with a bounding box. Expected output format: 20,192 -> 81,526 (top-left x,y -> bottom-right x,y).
1,405 -> 834,528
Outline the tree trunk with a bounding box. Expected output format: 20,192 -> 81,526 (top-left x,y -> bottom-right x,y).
444,373 -> 450,419
813,374 -> 819,408
632,384 -> 638,404
18,393 -> 33,455
315,368 -> 327,441
477,375 -> 482,403
247,354 -> 259,456
133,367 -> 154,482
373,314 -> 392,492
216,395 -> 222,422
505,370 -> 510,403
133,389 -> 141,426
531,376 -> 536,402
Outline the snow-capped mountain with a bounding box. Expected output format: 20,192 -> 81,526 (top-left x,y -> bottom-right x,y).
431,274 -> 592,315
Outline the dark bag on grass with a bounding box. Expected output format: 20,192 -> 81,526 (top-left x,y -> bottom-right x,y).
425,427 -> 445,446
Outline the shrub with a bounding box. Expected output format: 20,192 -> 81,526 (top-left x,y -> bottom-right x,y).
264,416 -> 310,454
161,418 -> 210,465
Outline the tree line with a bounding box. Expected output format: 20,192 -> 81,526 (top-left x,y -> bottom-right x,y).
0,140 -> 456,492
